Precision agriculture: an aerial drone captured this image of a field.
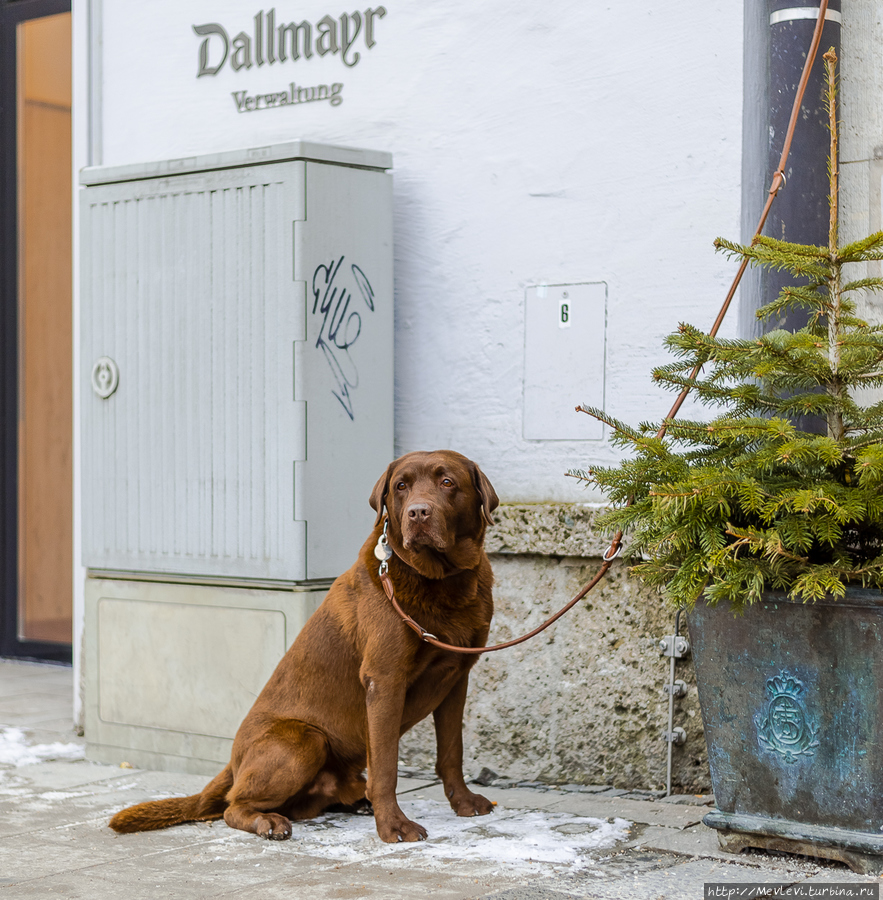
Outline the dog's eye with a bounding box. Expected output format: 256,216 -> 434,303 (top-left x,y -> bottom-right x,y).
395,481 -> 407,491
441,478 -> 454,488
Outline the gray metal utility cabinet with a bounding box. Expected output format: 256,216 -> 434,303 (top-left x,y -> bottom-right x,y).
80,141 -> 393,774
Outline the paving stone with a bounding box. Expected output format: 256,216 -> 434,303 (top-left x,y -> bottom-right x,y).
544,794 -> 708,828
659,793 -> 714,805
634,823 -> 737,859
482,888 -> 578,900
619,790 -> 666,801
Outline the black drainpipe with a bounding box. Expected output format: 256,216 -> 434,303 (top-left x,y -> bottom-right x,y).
740,0 -> 841,431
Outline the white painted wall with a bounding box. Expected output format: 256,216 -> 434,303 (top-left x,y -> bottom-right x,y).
86,0 -> 745,505
841,2 -> 883,248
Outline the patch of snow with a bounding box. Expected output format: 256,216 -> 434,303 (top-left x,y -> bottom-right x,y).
0,726 -> 84,767
214,799 -> 631,875
38,790 -> 97,801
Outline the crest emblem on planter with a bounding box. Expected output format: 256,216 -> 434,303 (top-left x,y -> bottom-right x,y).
756,672 -> 819,764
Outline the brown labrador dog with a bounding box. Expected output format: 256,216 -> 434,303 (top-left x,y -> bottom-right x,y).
109,450 -> 498,843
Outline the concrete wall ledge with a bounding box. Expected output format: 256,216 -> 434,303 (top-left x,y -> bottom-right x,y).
486,502 -> 623,559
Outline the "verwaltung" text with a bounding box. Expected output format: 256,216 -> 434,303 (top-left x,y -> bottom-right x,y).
232,82 -> 343,112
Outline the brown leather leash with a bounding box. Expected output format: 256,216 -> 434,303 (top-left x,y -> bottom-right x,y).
380,0 -> 832,655
377,518 -> 620,655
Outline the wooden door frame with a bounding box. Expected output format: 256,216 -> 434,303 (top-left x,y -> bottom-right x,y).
0,0 -> 72,663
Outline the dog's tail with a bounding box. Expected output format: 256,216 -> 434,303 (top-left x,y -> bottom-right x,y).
109,765 -> 234,833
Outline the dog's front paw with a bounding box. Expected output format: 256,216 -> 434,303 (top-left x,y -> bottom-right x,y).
376,814 -> 428,843
450,790 -> 495,818
254,813 -> 292,840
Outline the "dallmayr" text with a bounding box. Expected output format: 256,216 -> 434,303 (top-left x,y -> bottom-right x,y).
193,7 -> 386,76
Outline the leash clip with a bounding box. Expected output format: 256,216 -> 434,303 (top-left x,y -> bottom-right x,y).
375,515 -> 393,575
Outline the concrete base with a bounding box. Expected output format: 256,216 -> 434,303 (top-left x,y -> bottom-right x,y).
84,577 -> 328,774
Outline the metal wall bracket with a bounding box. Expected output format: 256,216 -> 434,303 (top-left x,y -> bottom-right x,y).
663,679 -> 688,699
663,727 -> 687,745
659,635 -> 690,659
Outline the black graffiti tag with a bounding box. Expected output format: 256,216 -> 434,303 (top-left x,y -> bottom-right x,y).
311,256 -> 376,420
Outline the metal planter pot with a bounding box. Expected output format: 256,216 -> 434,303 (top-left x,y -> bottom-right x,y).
687,589 -> 883,874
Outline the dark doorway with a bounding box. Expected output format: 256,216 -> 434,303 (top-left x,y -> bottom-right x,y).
0,0 -> 73,663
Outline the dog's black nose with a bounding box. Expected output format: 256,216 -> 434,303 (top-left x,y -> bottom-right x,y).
407,503 -> 432,522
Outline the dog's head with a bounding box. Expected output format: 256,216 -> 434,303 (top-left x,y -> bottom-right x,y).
369,450 -> 499,579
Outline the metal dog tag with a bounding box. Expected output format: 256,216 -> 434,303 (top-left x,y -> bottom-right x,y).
374,535 -> 393,562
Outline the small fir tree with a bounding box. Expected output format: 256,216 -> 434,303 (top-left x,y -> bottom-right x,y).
572,50 -> 883,612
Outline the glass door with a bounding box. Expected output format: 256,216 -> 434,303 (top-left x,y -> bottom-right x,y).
1,0 -> 72,662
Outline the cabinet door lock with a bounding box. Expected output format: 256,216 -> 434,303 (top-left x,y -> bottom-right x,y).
91,357 -> 119,399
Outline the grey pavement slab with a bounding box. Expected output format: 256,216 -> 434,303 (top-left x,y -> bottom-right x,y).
0,660 -> 78,741
556,857 -> 789,900
2,658 -> 880,899
0,692 -> 76,718
410,781 -> 710,829
544,794 -> 708,829
634,822 -> 734,859
483,891 -> 579,900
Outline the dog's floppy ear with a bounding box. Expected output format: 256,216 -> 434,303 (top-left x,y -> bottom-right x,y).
471,462 -> 499,526
369,462 -> 394,526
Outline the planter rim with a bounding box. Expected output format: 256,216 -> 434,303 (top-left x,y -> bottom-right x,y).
701,585 -> 883,611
